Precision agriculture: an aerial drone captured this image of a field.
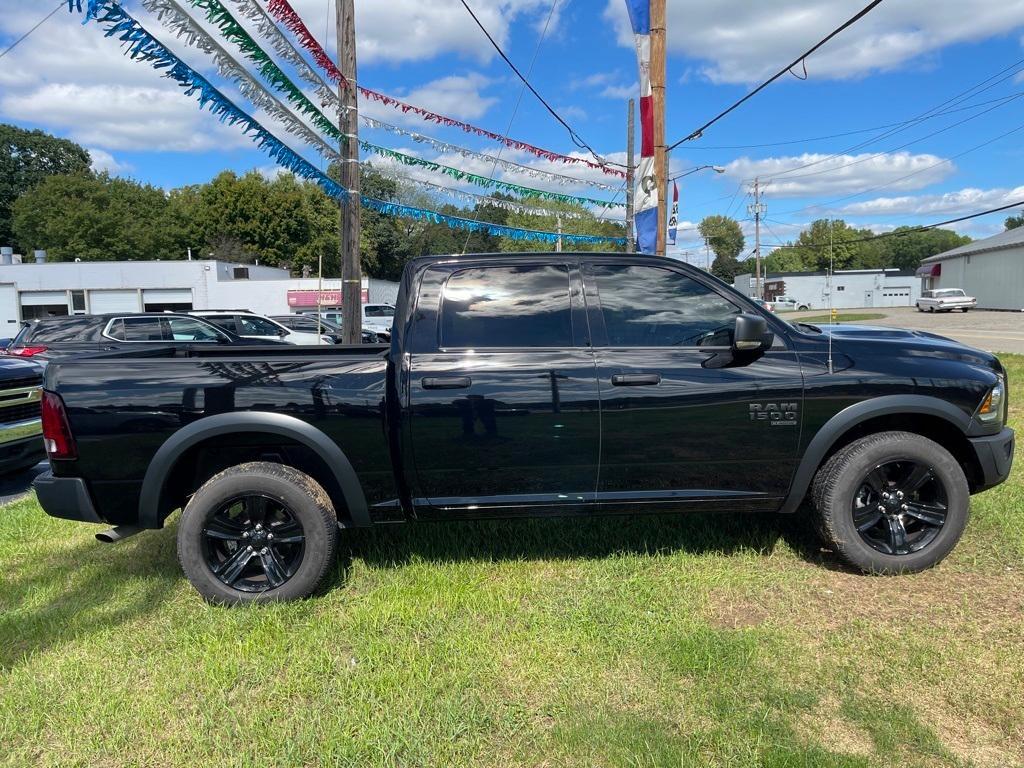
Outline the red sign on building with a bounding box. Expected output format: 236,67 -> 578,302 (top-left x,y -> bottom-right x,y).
286,289 -> 342,307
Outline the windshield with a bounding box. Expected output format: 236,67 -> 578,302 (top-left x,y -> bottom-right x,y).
933,289 -> 966,297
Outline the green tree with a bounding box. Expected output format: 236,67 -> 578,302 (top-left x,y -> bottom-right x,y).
783,219 -> 867,272
881,227 -> 971,269
1005,213 -> 1024,230
1,124 -> 92,250
11,173 -> 185,261
698,215 -> 745,280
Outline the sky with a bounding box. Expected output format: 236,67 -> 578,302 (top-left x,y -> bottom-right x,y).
2,0 -> 1024,263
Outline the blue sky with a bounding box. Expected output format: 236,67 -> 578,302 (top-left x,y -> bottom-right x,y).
2,0 -> 1023,259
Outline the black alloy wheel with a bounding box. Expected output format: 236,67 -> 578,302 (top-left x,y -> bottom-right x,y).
851,460 -> 948,556
202,493 -> 306,592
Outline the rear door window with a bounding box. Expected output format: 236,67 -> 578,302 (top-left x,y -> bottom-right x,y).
440,265 -> 572,349
119,317 -> 167,341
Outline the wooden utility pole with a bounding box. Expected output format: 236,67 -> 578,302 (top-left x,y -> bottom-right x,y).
337,0 -> 361,344
651,0 -> 667,256
748,177 -> 766,299
625,98 -> 635,253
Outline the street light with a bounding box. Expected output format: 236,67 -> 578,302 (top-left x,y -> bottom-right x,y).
671,164 -> 726,181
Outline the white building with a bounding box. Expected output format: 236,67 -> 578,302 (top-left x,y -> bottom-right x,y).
733,268 -> 920,310
0,249 -> 398,332
917,227 -> 1024,310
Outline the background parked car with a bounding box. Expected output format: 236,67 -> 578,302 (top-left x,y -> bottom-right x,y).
303,304 -> 395,338
270,315 -> 380,344
190,311 -> 332,345
771,296 -> 810,311
2,313 -> 265,362
916,289 -> 977,313
0,356 -> 44,476
752,298 -> 775,312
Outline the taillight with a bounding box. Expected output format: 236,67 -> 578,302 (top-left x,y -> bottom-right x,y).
7,345 -> 48,357
41,391 -> 77,459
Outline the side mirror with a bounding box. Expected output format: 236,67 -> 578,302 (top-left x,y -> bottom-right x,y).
733,313 -> 772,352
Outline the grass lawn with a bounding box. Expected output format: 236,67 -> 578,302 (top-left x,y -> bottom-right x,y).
1,365 -> 1023,767
796,312 -> 889,323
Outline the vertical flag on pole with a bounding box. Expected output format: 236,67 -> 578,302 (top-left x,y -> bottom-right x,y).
625,0 -> 657,253
668,181 -> 678,245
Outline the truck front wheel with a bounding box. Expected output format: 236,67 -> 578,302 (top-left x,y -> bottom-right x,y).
176,462 -> 339,604
811,431 -> 969,574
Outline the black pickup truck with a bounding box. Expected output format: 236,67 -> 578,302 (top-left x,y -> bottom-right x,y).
35,253 -> 1014,603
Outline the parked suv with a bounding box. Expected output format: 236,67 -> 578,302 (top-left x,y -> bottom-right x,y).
917,289 -> 976,313
190,311 -> 331,345
3,313 -> 262,362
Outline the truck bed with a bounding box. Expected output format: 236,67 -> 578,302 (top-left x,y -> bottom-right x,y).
44,343 -> 397,525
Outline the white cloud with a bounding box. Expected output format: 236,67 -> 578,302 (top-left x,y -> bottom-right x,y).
723,152 -> 956,197
604,0 -> 1024,82
87,148 -> 132,175
287,0 -> 562,65
840,185 -> 1024,217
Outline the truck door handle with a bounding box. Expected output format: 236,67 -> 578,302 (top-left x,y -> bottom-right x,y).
421,376 -> 472,390
611,374 -> 661,386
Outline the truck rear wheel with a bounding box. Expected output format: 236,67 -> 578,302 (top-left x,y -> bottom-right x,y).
811,431 -> 969,574
176,462 -> 339,605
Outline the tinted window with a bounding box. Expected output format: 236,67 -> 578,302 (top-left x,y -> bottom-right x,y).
590,265 -> 741,347
365,305 -> 394,318
237,315 -> 282,336
120,317 -> 167,341
23,317 -> 101,342
166,318 -> 224,341
200,315 -> 238,333
441,265 -> 572,348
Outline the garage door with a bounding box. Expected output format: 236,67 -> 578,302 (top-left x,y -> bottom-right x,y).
142,288 -> 193,312
89,289 -> 140,314
880,287 -> 912,307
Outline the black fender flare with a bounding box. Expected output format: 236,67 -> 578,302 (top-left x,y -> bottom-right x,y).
138,412 -> 369,529
778,394 -> 972,514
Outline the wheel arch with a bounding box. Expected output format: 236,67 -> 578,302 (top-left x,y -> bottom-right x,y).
138,412 -> 369,529
780,395 -> 978,514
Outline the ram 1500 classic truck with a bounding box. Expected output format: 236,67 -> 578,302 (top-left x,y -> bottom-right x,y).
34,253 -> 1015,604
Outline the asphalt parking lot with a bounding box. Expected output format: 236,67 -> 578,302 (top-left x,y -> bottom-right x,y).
790,306 -> 1024,355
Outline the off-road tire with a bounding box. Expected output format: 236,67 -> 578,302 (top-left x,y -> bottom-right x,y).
177,462 -> 339,605
811,431 -> 969,574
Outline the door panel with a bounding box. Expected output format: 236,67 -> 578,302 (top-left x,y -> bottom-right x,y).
407,261 -> 599,514
585,261 -> 803,510
595,348 -> 803,504
409,349 -> 600,511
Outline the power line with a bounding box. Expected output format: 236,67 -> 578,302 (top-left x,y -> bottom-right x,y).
758,57 -> 1024,181
763,199 -> 1024,248
678,92 -> 1024,150
667,0 -> 885,150
771,119 -> 1024,218
458,0 -> 612,172
0,1 -> 63,60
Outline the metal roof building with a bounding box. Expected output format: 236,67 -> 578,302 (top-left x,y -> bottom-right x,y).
918,227 -> 1024,310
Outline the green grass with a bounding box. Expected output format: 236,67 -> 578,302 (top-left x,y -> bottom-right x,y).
796,312 -> 888,323
2,364 -> 1024,767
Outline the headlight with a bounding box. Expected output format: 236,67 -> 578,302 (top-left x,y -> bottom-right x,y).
978,375 -> 1006,423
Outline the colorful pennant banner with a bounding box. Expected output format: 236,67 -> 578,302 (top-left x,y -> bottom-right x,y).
221,0 -> 619,192
264,0 -> 626,178
144,0 -> 622,210
80,0 -> 626,247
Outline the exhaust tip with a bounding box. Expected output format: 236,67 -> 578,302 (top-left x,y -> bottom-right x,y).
96,525 -> 142,543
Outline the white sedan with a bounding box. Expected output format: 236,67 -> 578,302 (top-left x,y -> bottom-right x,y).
916,289 -> 977,313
